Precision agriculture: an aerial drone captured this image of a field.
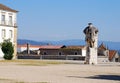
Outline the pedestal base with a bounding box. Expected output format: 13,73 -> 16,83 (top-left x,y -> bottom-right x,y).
86,48 -> 97,65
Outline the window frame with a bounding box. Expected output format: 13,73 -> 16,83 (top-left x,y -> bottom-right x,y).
1,14 -> 5,25
9,16 -> 13,26
2,29 -> 6,39
9,30 -> 13,39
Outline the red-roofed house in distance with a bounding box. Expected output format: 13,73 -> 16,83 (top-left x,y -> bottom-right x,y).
18,43 -> 120,62
109,50 -> 120,62
98,43 -> 109,62
98,43 -> 120,62
17,44 -> 86,60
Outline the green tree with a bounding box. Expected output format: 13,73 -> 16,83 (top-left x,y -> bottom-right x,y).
1,39 -> 14,60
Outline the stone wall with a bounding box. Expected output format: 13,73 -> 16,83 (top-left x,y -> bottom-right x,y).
17,55 -> 85,60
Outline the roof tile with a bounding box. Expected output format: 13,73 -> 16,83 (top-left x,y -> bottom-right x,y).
0,4 -> 18,12
98,43 -> 107,50
109,50 -> 117,60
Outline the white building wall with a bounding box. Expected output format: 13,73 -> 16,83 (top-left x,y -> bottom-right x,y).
82,49 -> 86,56
0,26 -> 14,42
29,48 -> 39,51
0,10 -> 17,58
17,47 -> 40,53
17,47 -> 27,53
17,48 -> 21,53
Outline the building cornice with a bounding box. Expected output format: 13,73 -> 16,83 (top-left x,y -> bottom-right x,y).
0,24 -> 18,28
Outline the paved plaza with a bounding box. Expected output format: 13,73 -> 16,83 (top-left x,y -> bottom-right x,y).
0,60 -> 119,83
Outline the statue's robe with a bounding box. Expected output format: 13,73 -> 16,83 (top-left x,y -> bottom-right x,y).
83,26 -> 98,48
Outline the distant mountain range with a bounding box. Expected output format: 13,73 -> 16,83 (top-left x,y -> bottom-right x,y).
18,39 -> 120,51
18,39 -> 48,45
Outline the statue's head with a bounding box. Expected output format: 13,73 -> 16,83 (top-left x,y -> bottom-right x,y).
88,23 -> 92,26
89,23 -> 98,33
83,23 -> 93,34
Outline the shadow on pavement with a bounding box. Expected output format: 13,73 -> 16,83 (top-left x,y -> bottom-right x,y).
68,75 -> 120,81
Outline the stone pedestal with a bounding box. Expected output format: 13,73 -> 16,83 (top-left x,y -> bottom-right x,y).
85,47 -> 98,65
88,48 -> 97,64
83,23 -> 98,65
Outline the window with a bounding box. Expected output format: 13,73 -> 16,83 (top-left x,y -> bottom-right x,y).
1,15 -> 5,24
9,30 -> 13,38
59,52 -> 62,55
74,52 -> 78,55
44,52 -> 47,55
2,29 -> 6,38
9,16 -> 12,25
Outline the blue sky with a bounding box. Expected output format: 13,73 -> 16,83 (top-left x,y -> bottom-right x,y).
1,0 -> 120,42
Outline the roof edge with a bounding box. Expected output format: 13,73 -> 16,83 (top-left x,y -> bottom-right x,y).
0,4 -> 18,13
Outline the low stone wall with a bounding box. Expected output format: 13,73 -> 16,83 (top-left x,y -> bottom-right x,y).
98,56 -> 109,63
17,55 -> 40,59
17,55 -> 85,60
41,55 -> 66,60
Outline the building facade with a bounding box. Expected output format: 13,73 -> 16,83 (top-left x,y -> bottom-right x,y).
18,43 -> 120,62
17,44 -> 86,56
98,43 -> 109,62
109,50 -> 120,62
0,4 -> 18,59
17,44 -> 86,60
17,44 -> 41,53
98,43 -> 120,62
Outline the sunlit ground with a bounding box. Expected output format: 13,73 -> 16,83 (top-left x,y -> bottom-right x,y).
0,59 -> 119,83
